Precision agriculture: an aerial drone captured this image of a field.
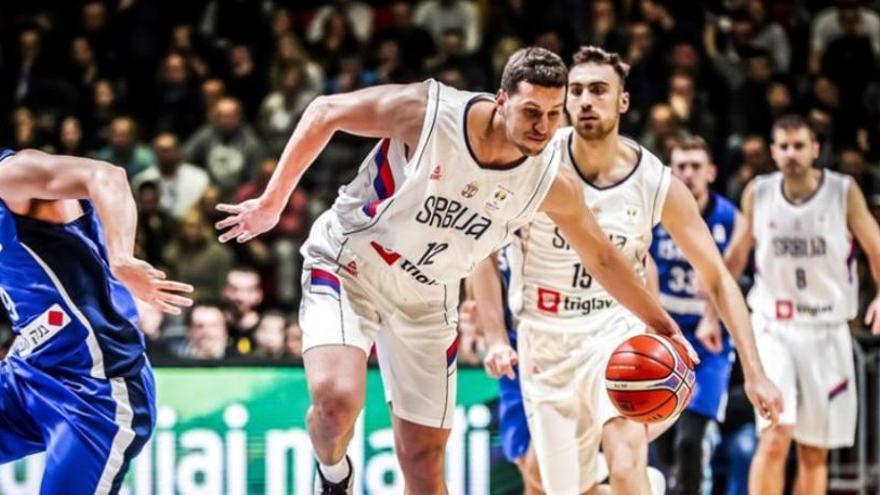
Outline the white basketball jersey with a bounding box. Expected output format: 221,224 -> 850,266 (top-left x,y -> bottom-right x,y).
748,170 -> 857,323
518,127 -> 672,333
327,80 -> 559,285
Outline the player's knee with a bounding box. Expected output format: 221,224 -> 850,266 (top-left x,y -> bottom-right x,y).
309,378 -> 362,428
797,446 -> 828,471
759,426 -> 792,459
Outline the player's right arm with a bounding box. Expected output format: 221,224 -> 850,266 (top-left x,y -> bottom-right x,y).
539,168 -> 691,354
0,150 -> 193,315
216,82 -> 430,243
724,180 -> 757,278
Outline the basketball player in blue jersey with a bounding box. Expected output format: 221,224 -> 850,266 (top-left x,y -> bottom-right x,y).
649,136 -> 739,494
0,149 -> 194,494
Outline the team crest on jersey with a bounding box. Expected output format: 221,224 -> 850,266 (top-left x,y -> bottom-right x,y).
461,182 -> 479,198
486,185 -> 513,212
537,287 -> 561,313
625,205 -> 639,223
430,165 -> 442,180
13,304 -> 71,357
776,300 -> 793,320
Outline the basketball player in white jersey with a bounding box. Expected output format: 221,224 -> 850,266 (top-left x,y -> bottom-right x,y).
723,115 -> 880,495
215,47 -> 685,495
474,46 -> 782,495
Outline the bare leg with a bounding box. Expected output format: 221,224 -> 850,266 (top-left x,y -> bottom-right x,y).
303,346 -> 367,465
748,425 -> 793,495
392,414 -> 451,495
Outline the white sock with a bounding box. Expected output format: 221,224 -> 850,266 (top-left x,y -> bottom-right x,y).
319,456 -> 350,483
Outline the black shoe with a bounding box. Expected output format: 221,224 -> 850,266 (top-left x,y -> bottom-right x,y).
313,456 -> 354,494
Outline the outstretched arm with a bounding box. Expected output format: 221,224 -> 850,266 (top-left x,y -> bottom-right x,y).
846,179 -> 880,335
216,82 -> 430,243
539,169 -> 688,348
0,150 -> 193,314
660,177 -> 781,424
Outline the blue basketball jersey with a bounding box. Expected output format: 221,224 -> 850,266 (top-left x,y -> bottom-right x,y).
651,192 -> 738,331
0,149 -> 145,379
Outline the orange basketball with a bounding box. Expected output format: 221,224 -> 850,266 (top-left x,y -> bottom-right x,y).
605,334 -> 696,424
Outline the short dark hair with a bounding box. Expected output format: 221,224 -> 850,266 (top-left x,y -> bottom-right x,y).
571,45 -> 630,87
772,114 -> 816,140
500,47 -> 567,95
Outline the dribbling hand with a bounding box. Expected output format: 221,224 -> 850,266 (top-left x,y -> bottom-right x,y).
650,316 -> 701,365
111,257 -> 194,315
215,197 -> 281,244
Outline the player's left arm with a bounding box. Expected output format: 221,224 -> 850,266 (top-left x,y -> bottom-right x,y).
845,179 -> 880,335
661,176 -> 781,423
0,150 -> 193,314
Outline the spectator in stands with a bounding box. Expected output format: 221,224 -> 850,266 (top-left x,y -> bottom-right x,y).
172,302 -> 235,360
271,34 -> 325,98
68,37 -> 102,106
58,116 -> 86,157
86,79 -> 120,148
154,52 -> 201,139
377,1 -> 437,72
6,28 -> 51,109
200,78 -> 227,121
576,0 -> 627,54
163,209 -> 234,301
222,267 -> 264,355
808,106 -> 837,168
374,37 -> 419,84
226,44 -> 266,121
415,0 -> 482,54
11,107 -> 40,150
184,97 -> 266,199
81,1 -> 115,67
94,116 -> 155,180
622,21 -> 663,131
260,62 -> 316,155
252,311 -> 288,359
425,28 -> 487,90
730,50 -> 775,138
640,103 -> 681,159
820,5 -> 878,130
134,297 -> 170,359
666,71 -> 717,147
135,181 -> 176,267
839,147 -> 880,197
133,133 -> 211,219
810,0 -> 880,74
285,317 -> 304,360
746,0 -> 792,72
307,0 -> 374,45
310,7 -> 362,78
326,52 -> 377,94
726,135 -> 774,202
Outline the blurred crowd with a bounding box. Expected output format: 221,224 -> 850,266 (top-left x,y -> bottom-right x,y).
0,0 -> 879,366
